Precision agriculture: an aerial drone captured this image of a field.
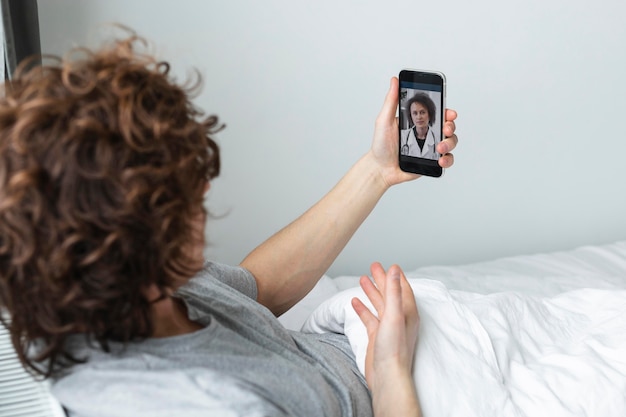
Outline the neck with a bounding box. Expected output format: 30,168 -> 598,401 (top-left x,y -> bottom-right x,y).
147,287 -> 204,337
415,126 -> 428,138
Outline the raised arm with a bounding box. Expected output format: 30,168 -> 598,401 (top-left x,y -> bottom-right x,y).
240,77 -> 458,315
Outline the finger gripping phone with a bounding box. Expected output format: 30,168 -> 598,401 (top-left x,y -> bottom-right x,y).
398,69 -> 446,177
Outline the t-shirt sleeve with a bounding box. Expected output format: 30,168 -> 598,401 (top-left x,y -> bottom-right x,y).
199,261 -> 258,300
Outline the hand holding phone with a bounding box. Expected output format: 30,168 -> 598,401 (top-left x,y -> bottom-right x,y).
398,69 -> 446,177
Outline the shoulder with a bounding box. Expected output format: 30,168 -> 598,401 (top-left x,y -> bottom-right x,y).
186,261 -> 258,300
175,262 -> 275,326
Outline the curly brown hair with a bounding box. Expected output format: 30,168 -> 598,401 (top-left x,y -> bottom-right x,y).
0,34 -> 221,377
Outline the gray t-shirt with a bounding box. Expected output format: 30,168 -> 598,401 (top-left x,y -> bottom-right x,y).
51,262 -> 373,417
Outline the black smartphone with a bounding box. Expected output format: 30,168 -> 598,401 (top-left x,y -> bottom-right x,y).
398,69 -> 446,177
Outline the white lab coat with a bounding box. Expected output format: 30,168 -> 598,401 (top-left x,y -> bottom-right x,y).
400,126 -> 440,160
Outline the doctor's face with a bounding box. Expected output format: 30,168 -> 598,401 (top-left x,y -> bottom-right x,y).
410,102 -> 430,129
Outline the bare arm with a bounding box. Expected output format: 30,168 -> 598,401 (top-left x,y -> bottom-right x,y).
240,78 -> 458,315
240,152 -> 389,315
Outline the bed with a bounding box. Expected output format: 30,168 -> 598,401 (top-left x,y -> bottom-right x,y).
279,240 -> 626,417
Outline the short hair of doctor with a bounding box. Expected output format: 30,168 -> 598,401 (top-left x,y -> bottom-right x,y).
404,92 -> 437,127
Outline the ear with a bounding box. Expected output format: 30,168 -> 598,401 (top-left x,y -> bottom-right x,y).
144,284 -> 169,303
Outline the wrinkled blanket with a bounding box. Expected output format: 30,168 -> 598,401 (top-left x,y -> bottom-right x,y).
302,279 -> 626,417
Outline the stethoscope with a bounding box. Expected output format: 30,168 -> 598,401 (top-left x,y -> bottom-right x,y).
402,126 -> 434,155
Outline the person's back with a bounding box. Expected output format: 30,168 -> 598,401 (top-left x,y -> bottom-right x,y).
52,263 -> 371,416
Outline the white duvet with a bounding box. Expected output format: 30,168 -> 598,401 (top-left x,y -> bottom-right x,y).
302,279 -> 626,417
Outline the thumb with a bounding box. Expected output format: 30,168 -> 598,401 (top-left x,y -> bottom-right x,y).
377,77 -> 399,124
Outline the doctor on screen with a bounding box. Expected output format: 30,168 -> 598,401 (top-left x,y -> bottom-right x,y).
400,92 -> 440,160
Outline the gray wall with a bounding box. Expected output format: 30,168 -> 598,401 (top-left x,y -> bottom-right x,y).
38,0 -> 626,277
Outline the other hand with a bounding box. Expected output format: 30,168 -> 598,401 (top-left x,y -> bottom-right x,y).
351,262 -> 420,389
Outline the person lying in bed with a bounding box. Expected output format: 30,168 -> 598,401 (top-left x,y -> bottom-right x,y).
0,32 -> 458,417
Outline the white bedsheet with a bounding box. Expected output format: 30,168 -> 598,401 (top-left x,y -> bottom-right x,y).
302,279 -> 626,417
280,241 -> 626,330
334,241 -> 626,295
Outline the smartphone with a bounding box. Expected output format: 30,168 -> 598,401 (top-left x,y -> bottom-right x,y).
398,69 -> 446,177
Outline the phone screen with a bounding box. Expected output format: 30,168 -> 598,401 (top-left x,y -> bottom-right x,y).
398,69 -> 446,177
